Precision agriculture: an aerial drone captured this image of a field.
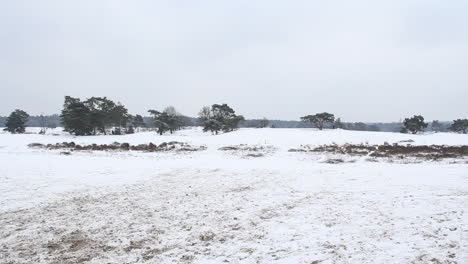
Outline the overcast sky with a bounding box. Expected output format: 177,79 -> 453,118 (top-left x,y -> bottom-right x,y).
1,0 -> 467,122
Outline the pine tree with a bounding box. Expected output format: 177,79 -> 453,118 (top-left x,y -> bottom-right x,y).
301,112 -> 335,130
148,110 -> 168,135
163,106 -> 181,133
334,118 -> 344,129
403,115 -> 428,134
200,104 -> 243,134
131,115 -> 146,131
60,96 -> 93,136
4,109 -> 29,133
132,114 -> 146,130
203,119 -> 222,134
110,103 -> 130,134
431,120 -> 443,132
260,118 -> 269,128
449,119 -> 468,134
84,97 -> 117,134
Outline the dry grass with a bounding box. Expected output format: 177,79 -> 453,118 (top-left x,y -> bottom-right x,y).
289,143 -> 468,160
28,141 -> 207,152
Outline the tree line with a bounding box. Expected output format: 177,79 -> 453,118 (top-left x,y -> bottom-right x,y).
300,112 -> 467,134
2,98 -> 468,135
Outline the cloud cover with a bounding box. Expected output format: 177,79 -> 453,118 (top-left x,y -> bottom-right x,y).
1,0 -> 467,121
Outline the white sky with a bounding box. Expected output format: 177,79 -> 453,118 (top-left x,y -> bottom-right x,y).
1,0 -> 467,122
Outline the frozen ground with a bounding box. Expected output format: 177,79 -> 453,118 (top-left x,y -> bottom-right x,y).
0,128 -> 467,263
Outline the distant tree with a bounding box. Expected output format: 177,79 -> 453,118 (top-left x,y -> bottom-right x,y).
403,115 -> 428,134
84,97 -> 118,134
132,114 -> 146,131
148,110 -> 169,135
110,103 -> 130,134
343,122 -> 382,132
301,112 -> 335,130
431,120 -> 443,132
47,120 -> 57,129
126,125 -> 135,134
367,124 -> 381,132
61,96 -> 93,136
226,115 -> 245,131
61,96 -> 132,136
4,109 -> 29,134
178,115 -> 195,127
163,106 -> 182,133
211,104 -> 235,128
203,119 -> 222,134
344,122 -> 368,131
37,114 -> 57,134
260,117 -> 269,128
200,104 -> 243,134
334,118 -> 344,129
39,114 -> 48,134
449,119 -> 468,134
147,107 -> 183,135
353,122 -> 368,131
198,106 -> 212,124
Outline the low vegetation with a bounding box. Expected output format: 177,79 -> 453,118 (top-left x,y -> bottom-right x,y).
28,141 -> 207,152
289,143 -> 468,160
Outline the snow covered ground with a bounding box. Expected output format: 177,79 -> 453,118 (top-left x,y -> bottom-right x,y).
0,128 -> 467,263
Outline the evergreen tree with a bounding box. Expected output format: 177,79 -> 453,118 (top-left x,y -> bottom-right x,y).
132,114 -> 146,130
225,115 -> 245,132
3,109 -> 29,133
148,107 -> 184,135
60,96 -> 93,136
349,122 -> 368,131
148,110 -> 169,135
334,118 -> 344,129
431,120 -> 443,132
133,115 -> 146,127
60,96 -> 132,136
449,119 -> 468,134
198,106 -> 212,125
301,112 -> 335,130
84,97 -> 116,134
203,119 -> 222,134
260,117 -> 269,128
163,106 -> 181,133
367,124 -> 381,132
110,103 -> 130,133
403,115 -> 428,134
200,104 -> 243,134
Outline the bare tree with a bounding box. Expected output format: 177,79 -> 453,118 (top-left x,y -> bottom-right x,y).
260,117 -> 269,128
163,106 -> 182,132
39,114 -> 48,134
163,106 -> 179,117
198,106 -> 212,125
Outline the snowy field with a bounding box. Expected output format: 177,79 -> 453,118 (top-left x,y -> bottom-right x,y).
0,127 -> 467,264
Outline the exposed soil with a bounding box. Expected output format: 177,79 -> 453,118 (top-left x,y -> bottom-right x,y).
28,141 -> 207,152
289,143 -> 468,160
218,144 -> 276,158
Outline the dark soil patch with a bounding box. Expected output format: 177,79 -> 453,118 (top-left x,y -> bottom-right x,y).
218,144 -> 272,152
28,141 -> 207,152
289,143 -> 468,160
